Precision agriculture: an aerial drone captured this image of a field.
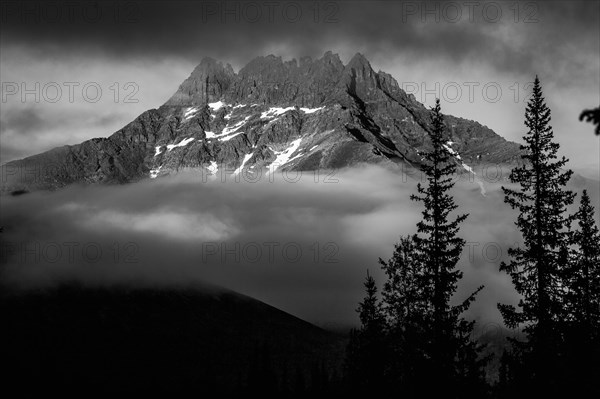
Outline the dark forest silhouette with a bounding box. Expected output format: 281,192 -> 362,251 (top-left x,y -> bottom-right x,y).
347,78 -> 600,397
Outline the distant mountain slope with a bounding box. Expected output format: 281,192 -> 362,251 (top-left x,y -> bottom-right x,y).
0,284 -> 345,395
0,52 -> 521,194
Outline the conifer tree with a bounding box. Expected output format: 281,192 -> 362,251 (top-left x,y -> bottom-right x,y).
378,99 -> 485,396
498,76 -> 575,392
379,235 -> 427,393
563,189 -> 600,394
380,236 -> 427,330
568,190 -> 600,336
412,99 -> 484,388
579,106 -> 600,135
345,271 -> 387,393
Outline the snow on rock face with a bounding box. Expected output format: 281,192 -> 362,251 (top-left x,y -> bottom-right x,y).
207,161 -> 218,175
183,107 -> 199,121
300,106 -> 325,114
287,151 -> 305,164
443,142 -> 463,159
149,165 -> 163,179
200,116 -> 252,142
260,106 -> 326,119
219,132 -> 243,142
462,163 -> 475,175
261,107 -> 296,119
154,146 -> 163,156
208,101 -> 226,111
266,138 -> 303,174
233,153 -> 254,176
221,116 -> 250,136
443,143 -> 458,156
440,141 -> 483,194
167,137 -> 195,151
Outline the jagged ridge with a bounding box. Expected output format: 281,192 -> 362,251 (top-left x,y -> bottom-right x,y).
0,52 -> 521,193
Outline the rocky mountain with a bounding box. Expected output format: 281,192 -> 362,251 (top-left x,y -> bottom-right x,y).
0,51 -> 521,194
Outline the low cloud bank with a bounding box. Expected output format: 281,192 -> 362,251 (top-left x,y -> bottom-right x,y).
0,165 -> 554,328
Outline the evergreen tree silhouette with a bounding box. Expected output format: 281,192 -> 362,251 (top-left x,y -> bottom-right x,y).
375,99 -> 485,397
345,271 -> 387,394
379,235 -> 427,394
498,76 -> 575,395
579,106 -> 600,135
568,190 -> 600,337
411,99 -> 485,397
563,190 -> 600,395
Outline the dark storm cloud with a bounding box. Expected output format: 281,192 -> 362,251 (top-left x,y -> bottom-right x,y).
1,1 -> 597,81
0,165 -> 529,327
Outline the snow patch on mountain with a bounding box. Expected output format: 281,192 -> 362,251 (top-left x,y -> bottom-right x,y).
300,106 -> 325,114
208,101 -> 226,111
267,138 -> 303,174
442,141 -> 485,196
166,138 -> 195,151
462,163 -> 475,175
183,107 -> 199,121
167,137 -> 195,151
149,165 -> 163,179
443,143 -> 458,156
234,153 -> 254,176
287,151 -> 305,164
207,161 -> 218,175
261,107 -> 296,119
219,132 -> 244,142
222,116 -> 250,136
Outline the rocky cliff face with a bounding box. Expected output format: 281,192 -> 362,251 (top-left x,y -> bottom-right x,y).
0,52 -> 521,194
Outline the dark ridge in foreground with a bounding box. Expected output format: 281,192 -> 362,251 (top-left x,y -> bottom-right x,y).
0,284 -> 346,396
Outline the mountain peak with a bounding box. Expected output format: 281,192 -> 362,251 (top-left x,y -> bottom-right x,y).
346,52 -> 372,69
0,51 -> 523,194
165,57 -> 236,106
341,52 -> 379,99
196,56 -> 218,67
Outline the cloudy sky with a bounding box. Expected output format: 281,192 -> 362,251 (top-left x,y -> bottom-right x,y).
1,0 -> 599,172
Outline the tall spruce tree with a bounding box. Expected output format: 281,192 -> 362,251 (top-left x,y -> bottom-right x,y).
390,98 -> 484,396
569,190 -> 600,334
563,190 -> 600,394
498,76 -> 575,392
566,190 -> 600,331
345,271 -> 387,393
379,235 -> 427,394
